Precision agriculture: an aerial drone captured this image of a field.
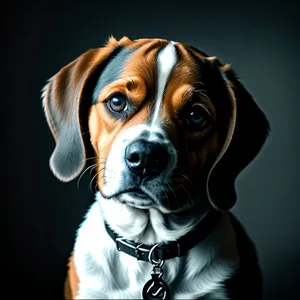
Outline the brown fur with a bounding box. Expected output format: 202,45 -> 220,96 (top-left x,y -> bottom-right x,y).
64,253 -> 79,299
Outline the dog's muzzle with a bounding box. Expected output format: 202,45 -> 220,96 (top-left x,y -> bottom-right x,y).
125,139 -> 169,180
101,125 -> 178,207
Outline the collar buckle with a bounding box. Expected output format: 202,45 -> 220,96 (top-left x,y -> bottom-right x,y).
115,237 -> 134,251
116,238 -> 151,261
135,244 -> 150,260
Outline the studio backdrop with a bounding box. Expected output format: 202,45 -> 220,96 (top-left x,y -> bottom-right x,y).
2,0 -> 299,299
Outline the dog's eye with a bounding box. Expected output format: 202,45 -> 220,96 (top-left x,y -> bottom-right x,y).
185,104 -> 210,129
107,95 -> 128,113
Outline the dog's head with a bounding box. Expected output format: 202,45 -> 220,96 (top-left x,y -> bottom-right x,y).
42,36 -> 270,213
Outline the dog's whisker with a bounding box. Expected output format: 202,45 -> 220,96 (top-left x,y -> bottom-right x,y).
94,177 -> 102,192
81,157 -> 107,162
180,183 -> 193,206
80,157 -> 96,162
80,130 -> 90,136
167,183 -> 179,209
89,167 -> 105,194
163,190 -> 169,201
77,161 -> 107,188
88,167 -> 105,193
180,173 -> 196,188
90,162 -> 103,175
163,190 -> 170,208
88,173 -> 99,194
89,162 -> 106,175
98,175 -> 105,187
77,163 -> 102,188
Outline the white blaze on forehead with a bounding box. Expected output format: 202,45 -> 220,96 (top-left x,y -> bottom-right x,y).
151,42 -> 177,125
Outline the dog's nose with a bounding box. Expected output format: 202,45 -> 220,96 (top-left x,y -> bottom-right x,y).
125,140 -> 169,178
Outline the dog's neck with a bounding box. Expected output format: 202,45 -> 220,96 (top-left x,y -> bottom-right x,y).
96,192 -> 211,244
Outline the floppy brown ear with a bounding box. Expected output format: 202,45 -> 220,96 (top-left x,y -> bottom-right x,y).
206,64 -> 270,210
42,38 -> 120,182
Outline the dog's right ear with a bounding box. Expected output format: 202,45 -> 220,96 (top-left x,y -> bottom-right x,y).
42,37 -> 122,182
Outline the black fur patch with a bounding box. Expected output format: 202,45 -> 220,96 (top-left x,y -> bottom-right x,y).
92,47 -> 136,104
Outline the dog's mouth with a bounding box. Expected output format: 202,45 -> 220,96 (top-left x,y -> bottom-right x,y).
127,188 -> 149,199
120,199 -> 153,209
123,188 -> 155,209
101,188 -> 155,209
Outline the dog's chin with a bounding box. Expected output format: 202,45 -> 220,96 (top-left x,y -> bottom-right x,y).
121,200 -> 153,210
100,187 -> 197,214
116,191 -> 153,209
117,193 -> 195,214
103,190 -> 154,210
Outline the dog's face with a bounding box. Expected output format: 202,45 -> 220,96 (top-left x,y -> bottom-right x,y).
42,36 -> 270,212
89,40 -> 219,212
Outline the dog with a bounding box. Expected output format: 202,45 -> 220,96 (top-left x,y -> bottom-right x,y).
42,36 -> 270,299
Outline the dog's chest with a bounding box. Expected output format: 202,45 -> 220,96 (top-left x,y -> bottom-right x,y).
74,203 -> 238,299
95,253 -> 184,299
76,249 -> 230,299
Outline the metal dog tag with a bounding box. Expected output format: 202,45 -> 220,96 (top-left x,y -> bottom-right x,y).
142,266 -> 170,300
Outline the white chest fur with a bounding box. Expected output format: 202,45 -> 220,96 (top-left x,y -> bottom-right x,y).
73,198 -> 239,299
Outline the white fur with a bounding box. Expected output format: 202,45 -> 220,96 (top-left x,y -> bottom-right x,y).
151,42 -> 177,126
74,193 -> 239,299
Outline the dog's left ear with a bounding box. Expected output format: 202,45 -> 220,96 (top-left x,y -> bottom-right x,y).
42,37 -> 121,182
206,60 -> 270,211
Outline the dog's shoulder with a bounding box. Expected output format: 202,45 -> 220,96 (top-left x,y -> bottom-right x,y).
224,213 -> 263,300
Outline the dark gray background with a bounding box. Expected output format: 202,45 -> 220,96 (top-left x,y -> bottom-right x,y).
2,0 -> 299,298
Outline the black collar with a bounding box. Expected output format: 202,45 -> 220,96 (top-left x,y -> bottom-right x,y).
104,208 -> 222,264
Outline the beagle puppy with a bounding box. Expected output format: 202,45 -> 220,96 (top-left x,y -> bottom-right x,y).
42,36 -> 270,299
